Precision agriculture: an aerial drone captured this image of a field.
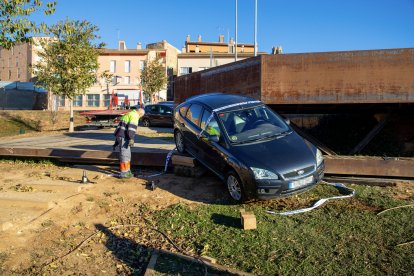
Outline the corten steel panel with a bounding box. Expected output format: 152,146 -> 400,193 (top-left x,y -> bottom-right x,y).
324,155 -> 414,178
261,48 -> 414,104
174,57 -> 262,104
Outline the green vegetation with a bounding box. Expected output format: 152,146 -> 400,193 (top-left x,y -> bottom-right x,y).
0,118 -> 33,137
151,184 -> 413,275
0,0 -> 56,49
33,19 -> 104,132
0,157 -> 61,166
140,56 -> 167,103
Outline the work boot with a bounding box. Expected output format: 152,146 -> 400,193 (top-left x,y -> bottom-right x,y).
120,171 -> 134,179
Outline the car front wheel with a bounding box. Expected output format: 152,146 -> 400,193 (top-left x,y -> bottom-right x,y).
175,130 -> 186,153
226,172 -> 245,202
142,118 -> 150,127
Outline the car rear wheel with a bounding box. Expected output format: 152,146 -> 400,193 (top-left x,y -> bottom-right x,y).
226,172 -> 245,202
142,118 -> 150,127
175,131 -> 185,153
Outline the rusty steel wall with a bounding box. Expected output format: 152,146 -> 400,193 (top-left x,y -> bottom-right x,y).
174,57 -> 262,104
261,48 -> 414,104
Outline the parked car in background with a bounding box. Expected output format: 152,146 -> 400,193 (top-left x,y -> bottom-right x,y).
174,93 -> 324,202
141,103 -> 174,127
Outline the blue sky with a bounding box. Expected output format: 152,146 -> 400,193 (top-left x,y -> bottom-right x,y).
31,0 -> 414,53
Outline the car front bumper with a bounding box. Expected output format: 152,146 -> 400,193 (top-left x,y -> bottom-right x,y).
254,164 -> 325,199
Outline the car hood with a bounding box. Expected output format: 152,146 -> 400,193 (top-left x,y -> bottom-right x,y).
229,132 -> 317,175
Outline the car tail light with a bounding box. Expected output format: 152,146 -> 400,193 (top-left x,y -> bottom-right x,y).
86,119 -> 92,123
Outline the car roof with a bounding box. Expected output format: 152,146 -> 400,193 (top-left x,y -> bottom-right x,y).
186,93 -> 261,111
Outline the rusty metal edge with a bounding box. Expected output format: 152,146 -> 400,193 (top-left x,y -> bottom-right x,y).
1,147 -> 414,179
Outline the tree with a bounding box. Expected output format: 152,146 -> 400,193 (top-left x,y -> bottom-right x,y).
140,57 -> 167,103
33,19 -> 104,132
0,0 -> 56,49
100,70 -> 113,94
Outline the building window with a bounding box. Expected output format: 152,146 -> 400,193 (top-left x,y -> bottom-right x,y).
17,68 -> 20,79
16,57 -> 19,66
8,70 -> 11,79
180,67 -> 192,75
110,60 -> 116,73
124,76 -> 130,84
87,94 -> 100,107
112,76 -> 118,85
58,96 -> 65,107
73,95 -> 83,107
124,60 -> 130,73
139,60 -> 145,71
103,94 -> 111,107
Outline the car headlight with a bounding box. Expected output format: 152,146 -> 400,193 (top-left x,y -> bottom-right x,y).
251,167 -> 279,180
316,149 -> 324,166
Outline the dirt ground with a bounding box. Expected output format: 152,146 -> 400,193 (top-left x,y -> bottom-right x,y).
0,162 -> 228,275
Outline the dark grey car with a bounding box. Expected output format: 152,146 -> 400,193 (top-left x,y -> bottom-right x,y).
173,93 -> 324,202
141,103 -> 174,127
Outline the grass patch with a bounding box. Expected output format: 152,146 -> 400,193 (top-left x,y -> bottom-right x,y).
0,157 -> 62,166
152,184 -> 414,275
140,132 -> 174,141
0,118 -> 33,137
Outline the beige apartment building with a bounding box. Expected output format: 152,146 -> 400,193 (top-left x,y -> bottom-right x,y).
60,40 -> 180,111
0,39 -> 179,111
177,35 -> 257,76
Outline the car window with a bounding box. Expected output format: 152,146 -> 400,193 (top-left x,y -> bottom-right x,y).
200,110 -> 221,137
179,104 -> 189,117
219,105 -> 290,143
186,103 -> 203,126
148,105 -> 159,114
159,105 -> 172,114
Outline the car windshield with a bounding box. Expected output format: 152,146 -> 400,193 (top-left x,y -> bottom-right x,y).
218,105 -> 291,143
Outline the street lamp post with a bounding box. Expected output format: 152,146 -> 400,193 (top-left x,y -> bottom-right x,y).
254,0 -> 257,56
235,0 -> 238,62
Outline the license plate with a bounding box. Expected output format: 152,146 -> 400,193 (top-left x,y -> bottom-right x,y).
289,175 -> 314,189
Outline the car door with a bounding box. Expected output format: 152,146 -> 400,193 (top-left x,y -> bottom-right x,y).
147,105 -> 161,125
159,105 -> 173,126
182,103 -> 203,157
195,109 -> 228,177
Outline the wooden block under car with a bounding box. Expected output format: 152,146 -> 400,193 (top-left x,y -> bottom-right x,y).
240,210 -> 257,230
172,154 -> 196,167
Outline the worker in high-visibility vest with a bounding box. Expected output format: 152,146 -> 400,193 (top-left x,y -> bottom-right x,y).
113,107 -> 145,178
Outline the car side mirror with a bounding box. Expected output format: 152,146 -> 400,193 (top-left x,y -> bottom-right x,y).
284,118 -> 290,125
208,135 -> 220,143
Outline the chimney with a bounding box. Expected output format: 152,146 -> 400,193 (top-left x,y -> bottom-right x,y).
136,42 -> 142,50
229,37 -> 234,45
219,35 -> 224,43
186,35 -> 191,43
197,35 -> 202,42
118,40 -> 126,50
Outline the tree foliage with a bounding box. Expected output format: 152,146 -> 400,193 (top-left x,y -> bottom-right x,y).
140,57 -> 167,102
0,0 -> 56,49
33,19 -> 103,132
33,19 -> 103,100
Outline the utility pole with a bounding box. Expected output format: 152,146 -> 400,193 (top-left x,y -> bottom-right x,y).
235,0 -> 238,62
254,0 -> 258,56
